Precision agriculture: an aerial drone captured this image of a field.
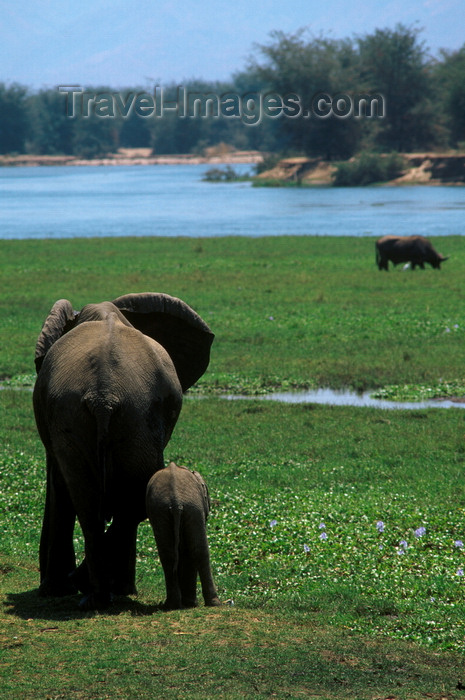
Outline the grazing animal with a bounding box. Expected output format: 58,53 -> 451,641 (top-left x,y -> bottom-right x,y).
375,235 -> 448,271
146,462 -> 221,610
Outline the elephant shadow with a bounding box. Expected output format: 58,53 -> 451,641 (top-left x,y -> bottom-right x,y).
3,589 -> 163,621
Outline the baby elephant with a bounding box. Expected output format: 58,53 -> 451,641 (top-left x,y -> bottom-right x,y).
146,462 -> 221,610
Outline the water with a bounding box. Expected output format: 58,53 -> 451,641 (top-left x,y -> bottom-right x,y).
1,163 -> 465,239
224,388 -> 465,410
4,381 -> 464,409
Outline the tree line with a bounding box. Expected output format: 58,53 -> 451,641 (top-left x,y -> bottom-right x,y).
1,24 -> 464,160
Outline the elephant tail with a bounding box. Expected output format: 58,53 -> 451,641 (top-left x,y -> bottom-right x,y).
98,421 -> 113,525
171,504 -> 183,575
84,393 -> 116,525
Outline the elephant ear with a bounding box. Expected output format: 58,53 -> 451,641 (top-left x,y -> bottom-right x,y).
35,299 -> 77,372
112,293 -> 214,392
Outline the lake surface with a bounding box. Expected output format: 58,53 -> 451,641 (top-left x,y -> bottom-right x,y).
1,163 -> 465,239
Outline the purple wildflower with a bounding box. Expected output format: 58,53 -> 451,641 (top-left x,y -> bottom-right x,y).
376,521 -> 385,533
319,522 -> 326,530
320,532 -> 328,541
269,519 -> 277,529
304,544 -> 310,553
414,527 -> 426,538
455,540 -> 464,548
457,568 -> 464,576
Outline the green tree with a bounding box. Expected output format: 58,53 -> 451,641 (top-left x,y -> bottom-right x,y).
357,24 -> 437,151
72,115 -> 118,158
150,79 -> 251,154
0,82 -> 29,153
119,111 -> 152,148
231,68 -> 285,153
433,45 -> 465,147
249,30 -> 363,159
69,86 -> 119,158
28,89 -> 75,154
150,83 -> 203,154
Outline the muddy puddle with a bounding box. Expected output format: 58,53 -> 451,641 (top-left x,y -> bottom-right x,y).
222,388 -> 465,410
3,382 -> 465,410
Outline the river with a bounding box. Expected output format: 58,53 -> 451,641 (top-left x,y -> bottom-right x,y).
1,163 -> 465,239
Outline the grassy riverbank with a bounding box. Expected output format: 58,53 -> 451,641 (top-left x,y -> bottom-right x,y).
1,234 -> 465,396
2,235 -> 465,698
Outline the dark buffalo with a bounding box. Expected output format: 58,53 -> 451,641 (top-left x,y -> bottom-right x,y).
376,235 -> 449,271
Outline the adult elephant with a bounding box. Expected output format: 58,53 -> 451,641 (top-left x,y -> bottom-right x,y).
33,293 -> 214,610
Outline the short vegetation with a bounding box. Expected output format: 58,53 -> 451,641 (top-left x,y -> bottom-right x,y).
332,152 -> 406,186
2,236 -> 465,697
202,165 -> 244,182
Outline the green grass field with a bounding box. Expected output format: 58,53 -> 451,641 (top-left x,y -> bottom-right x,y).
2,235 -> 465,698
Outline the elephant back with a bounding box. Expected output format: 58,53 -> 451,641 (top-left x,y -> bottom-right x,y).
35,294 -> 214,392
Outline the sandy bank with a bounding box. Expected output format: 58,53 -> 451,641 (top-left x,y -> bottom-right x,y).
255,153 -> 465,186
0,148 -> 263,168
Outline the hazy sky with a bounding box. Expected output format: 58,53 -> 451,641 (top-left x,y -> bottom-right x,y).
1,0 -> 464,89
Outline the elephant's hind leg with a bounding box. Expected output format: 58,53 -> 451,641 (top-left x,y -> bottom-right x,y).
152,518 -> 183,609
63,463 -> 113,610
199,560 -> 221,607
38,453 -> 78,597
104,517 -> 139,596
77,520 -> 113,611
161,564 -> 183,610
192,542 -> 220,607
179,554 -> 198,608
